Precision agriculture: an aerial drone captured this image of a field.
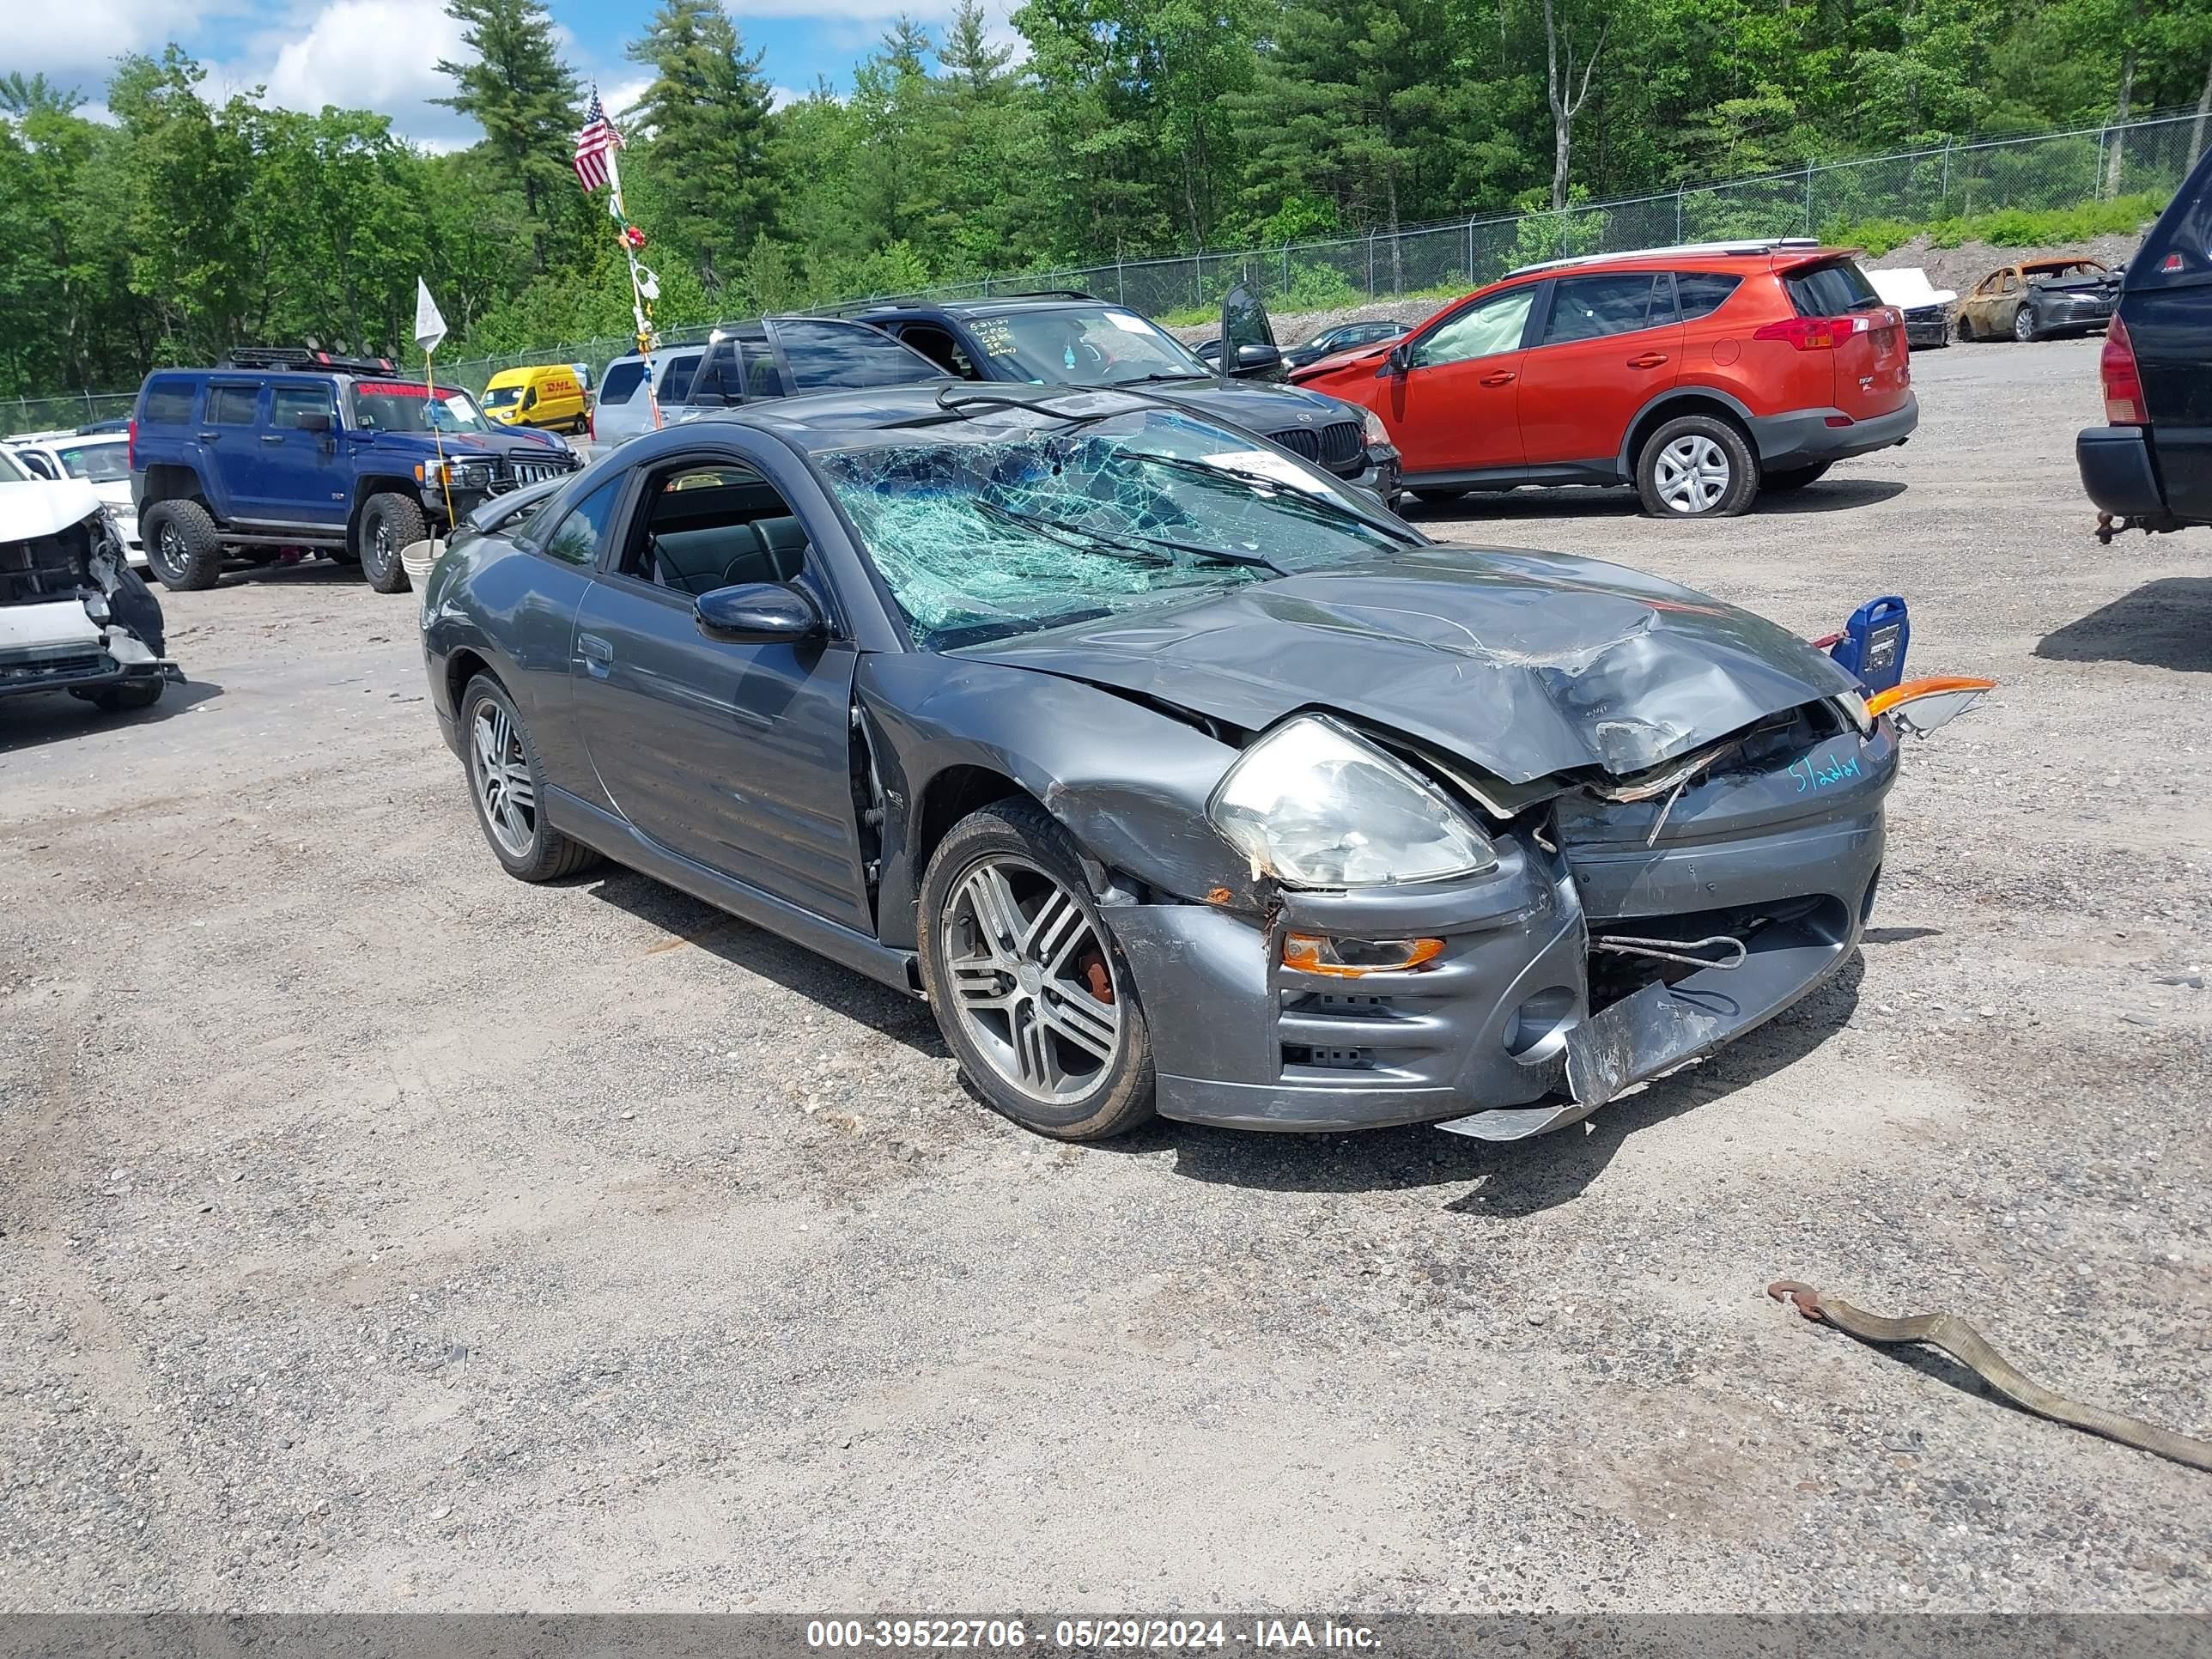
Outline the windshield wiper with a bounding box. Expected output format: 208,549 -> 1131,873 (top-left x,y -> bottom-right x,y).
1121,447 -> 1412,539
974,498 -> 1171,565
1115,371 -> 1211,385
1123,532 -> 1289,576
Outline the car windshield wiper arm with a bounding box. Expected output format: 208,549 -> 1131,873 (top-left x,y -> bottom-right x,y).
1115,371 -> 1211,385
1127,533 -> 1290,576
973,498 -> 1172,564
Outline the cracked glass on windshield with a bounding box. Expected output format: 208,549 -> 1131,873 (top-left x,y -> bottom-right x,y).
818,410 -> 1411,648
968,307 -> 1211,386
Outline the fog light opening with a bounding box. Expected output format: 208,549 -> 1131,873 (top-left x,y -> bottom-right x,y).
1281,933 -> 1444,978
1506,987 -> 1578,1061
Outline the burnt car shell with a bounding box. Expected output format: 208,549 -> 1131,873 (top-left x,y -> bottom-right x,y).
0,475 -> 181,707
420,390 -> 1892,1139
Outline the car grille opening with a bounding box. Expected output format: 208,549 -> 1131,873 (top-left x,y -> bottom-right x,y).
1270,419 -> 1364,475
1281,1043 -> 1373,1072
502,458 -> 578,489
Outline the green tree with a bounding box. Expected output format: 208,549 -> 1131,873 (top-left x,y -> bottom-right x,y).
624,0 -> 778,289
434,0 -> 580,271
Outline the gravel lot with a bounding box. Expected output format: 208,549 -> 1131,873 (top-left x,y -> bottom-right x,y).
3,337 -> 2207,1615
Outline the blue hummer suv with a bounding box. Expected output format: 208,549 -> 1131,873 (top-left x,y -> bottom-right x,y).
129,349 -> 581,594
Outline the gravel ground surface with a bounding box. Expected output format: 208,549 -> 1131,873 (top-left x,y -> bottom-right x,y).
3,337 -> 2207,1615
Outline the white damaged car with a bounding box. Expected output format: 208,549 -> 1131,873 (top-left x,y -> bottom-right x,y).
0,446 -> 181,714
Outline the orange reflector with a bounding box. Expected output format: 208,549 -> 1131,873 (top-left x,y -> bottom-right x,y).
1282,933 -> 1444,977
1866,675 -> 1997,739
1865,675 -> 1997,717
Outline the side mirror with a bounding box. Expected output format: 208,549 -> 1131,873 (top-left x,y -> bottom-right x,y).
1382,343 -> 1412,377
696,581 -> 826,646
296,410 -> 332,434
522,390 -> 538,409
1231,341 -> 1284,378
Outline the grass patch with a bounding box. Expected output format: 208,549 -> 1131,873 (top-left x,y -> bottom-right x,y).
1828,194 -> 2165,257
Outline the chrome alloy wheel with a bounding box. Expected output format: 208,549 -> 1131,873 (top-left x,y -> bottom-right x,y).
1655,433 -> 1731,514
940,854 -> 1121,1106
469,700 -> 538,858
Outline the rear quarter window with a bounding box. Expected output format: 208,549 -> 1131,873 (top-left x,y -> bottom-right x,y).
1785,260 -> 1881,317
1673,272 -> 1743,320
657,355 -> 702,402
142,378 -> 198,424
599,360 -> 646,404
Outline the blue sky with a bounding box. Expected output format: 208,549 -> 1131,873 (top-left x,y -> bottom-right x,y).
12,0 -> 1011,148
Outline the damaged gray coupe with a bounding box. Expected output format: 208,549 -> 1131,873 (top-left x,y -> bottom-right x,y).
421,386 -> 1894,1142
1,447 -> 180,714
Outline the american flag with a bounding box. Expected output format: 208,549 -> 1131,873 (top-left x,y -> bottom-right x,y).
573,90 -> 623,192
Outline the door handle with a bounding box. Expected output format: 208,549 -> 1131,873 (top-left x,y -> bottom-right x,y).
1479,371 -> 1516,386
1627,353 -> 1669,369
260,433 -> 285,445
579,633 -> 613,678
198,430 -> 220,441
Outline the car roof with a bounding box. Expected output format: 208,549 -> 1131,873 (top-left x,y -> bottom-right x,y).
863,296 -> 1125,321
1502,237 -> 1840,280
655,383 -> 1198,451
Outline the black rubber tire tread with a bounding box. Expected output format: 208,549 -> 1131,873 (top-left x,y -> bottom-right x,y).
1761,460 -> 1834,493
917,796 -> 1158,1141
93,680 -> 164,712
458,674 -> 601,883
360,492 -> 427,594
142,499 -> 225,591
1634,413 -> 1759,518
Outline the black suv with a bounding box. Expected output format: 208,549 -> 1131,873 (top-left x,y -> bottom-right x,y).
854,294 -> 1401,504
2077,143 -> 2212,540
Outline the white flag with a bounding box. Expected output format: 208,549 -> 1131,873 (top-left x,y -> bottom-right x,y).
413,277 -> 448,356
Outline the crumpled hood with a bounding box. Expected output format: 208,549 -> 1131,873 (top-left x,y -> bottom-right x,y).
368,428 -> 568,460
0,478 -> 105,542
1150,377 -> 1367,439
956,547 -> 1862,783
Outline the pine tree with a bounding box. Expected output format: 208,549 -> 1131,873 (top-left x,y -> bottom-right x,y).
434,0 -> 579,273
624,0 -> 778,290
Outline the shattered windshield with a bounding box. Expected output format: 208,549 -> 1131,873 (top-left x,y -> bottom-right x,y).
969,307 -> 1212,386
817,410 -> 1413,648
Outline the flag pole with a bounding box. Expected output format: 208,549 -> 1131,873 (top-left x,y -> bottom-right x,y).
424,343 -> 458,532
588,90 -> 662,433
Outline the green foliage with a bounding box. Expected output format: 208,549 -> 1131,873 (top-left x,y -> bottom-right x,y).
1831,191 -> 2172,254
2,0 -> 2203,400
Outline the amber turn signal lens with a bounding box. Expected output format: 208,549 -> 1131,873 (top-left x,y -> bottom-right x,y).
1281,933 -> 1445,976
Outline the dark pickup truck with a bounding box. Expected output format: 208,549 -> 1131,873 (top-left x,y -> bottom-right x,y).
2076,144 -> 2212,540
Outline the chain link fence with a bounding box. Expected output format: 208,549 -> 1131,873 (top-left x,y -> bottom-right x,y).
8,109 -> 2208,435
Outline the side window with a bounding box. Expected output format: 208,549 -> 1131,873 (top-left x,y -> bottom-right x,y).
143,378 -> 198,423
774,320 -> 943,390
208,385 -> 261,425
1674,272 -> 1743,320
688,342 -> 741,406
270,385 -> 334,428
617,462 -> 811,597
599,360 -> 645,405
739,337 -> 787,400
658,354 -> 702,404
1998,270 -> 2018,294
1540,273 -> 1673,345
538,475 -> 625,568
895,323 -> 977,380
1412,288 -> 1536,369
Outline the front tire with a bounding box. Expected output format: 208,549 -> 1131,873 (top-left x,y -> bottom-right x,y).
358,492 -> 426,594
2012,306 -> 2039,343
93,680 -> 164,713
459,674 -> 600,882
1762,460 -> 1833,493
142,500 -> 225,591
1635,415 -> 1759,518
918,799 -> 1157,1141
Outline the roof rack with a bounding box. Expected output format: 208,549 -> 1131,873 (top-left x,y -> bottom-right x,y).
1504,238 -> 1825,279
994,289 -> 1099,302
221,346 -> 398,374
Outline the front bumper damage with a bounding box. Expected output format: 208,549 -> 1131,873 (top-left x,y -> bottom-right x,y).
1105,720 -> 1895,1138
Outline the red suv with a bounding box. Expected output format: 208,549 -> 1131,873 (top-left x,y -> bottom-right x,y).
1291,240 -> 1917,518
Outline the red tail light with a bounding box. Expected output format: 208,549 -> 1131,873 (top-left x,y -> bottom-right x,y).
127,418 -> 137,471
1753,314 -> 1870,351
2100,314 -> 2145,425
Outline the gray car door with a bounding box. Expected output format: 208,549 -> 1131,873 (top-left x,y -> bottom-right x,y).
567,435 -> 873,933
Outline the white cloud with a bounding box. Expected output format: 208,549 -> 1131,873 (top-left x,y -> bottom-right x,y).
7,0 -> 243,100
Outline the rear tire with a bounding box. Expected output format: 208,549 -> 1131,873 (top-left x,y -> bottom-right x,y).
459,674 -> 600,882
2012,306 -> 2039,343
1955,314 -> 1975,342
142,500 -> 225,591
1635,415 -> 1759,518
1761,460 -> 1833,493
358,492 -> 426,594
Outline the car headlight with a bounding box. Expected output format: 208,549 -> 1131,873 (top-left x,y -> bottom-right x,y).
1833,690 -> 1872,734
1360,407 -> 1391,449
1207,714 -> 1497,887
